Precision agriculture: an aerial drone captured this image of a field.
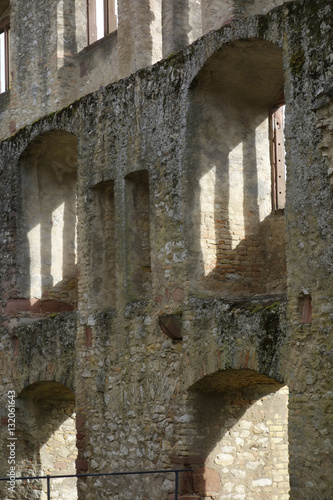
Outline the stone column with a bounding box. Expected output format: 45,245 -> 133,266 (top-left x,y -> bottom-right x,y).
118,0 -> 162,77
162,0 -> 202,58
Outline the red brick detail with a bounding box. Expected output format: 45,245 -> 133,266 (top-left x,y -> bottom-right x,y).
172,287 -> 184,303
40,300 -> 74,313
171,455 -> 205,466
10,121 -> 16,135
301,296 -> 312,323
86,327 -> 93,348
12,336 -> 18,356
4,298 -> 74,314
76,440 -> 85,451
4,299 -> 38,314
192,468 -> 221,495
1,417 -> 8,425
181,471 -> 194,494
76,458 -> 88,472
76,414 -> 85,432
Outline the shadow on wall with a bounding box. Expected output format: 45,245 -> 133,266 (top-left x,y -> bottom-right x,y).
185,39 -> 287,298
16,130 -> 77,315
118,0 -> 161,73
176,369 -> 289,498
14,381 -> 77,500
162,0 -> 192,54
56,0 -> 87,105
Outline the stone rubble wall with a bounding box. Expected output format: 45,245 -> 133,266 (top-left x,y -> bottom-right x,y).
0,1 -> 332,499
0,0 -> 295,140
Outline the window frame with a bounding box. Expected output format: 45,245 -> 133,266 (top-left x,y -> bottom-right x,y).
270,103 -> 286,210
87,0 -> 117,46
0,16 -> 10,93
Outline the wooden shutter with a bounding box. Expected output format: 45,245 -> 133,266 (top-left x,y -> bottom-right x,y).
271,105 -> 286,210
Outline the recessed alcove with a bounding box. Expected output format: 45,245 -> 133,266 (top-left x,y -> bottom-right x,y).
186,39 -> 287,297
89,180 -> 116,309
125,170 -> 152,300
17,131 -> 78,312
181,369 -> 289,498
15,381 -> 77,500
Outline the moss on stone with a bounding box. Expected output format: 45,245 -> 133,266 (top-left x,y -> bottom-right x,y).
250,305 -> 264,313
289,50 -> 305,75
265,302 -> 280,311
258,14 -> 270,40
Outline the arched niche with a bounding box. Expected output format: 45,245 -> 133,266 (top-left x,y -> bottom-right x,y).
17,131 -> 77,313
186,39 -> 287,297
178,369 -> 289,499
14,381 -> 77,499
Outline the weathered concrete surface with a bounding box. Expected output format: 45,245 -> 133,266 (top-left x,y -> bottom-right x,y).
0,0 -> 333,499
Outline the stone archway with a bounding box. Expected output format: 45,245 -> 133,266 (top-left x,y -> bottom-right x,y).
15,130 -> 78,318
14,381 -> 78,500
179,369 -> 289,499
185,38 -> 286,298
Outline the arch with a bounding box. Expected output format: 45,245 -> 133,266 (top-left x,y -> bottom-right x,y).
177,369 -> 289,499
15,381 -> 78,499
185,38 -> 287,297
16,130 -> 78,318
182,296 -> 288,395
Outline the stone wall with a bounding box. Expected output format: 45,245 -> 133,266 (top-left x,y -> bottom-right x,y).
0,0 -> 295,141
13,384 -> 77,500
17,131 -> 78,308
186,39 -> 286,297
180,383 -> 289,499
0,1 -> 333,499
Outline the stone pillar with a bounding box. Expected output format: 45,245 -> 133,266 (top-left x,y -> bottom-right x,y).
118,0 -> 162,77
162,0 -> 202,58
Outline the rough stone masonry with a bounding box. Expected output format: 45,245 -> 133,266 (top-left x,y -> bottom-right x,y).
0,0 -> 333,499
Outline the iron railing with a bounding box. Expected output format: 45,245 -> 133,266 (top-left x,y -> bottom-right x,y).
0,468 -> 192,499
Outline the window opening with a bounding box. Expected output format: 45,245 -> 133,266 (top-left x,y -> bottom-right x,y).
271,104 -> 286,210
87,0 -> 117,45
0,17 -> 10,93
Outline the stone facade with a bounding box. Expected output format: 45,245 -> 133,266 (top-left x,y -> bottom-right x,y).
0,0 -> 333,499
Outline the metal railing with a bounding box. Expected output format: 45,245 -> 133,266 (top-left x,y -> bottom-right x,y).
0,468 -> 192,499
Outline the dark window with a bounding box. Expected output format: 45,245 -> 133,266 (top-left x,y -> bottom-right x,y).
270,104 -> 286,210
0,17 -> 10,93
87,0 -> 117,45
